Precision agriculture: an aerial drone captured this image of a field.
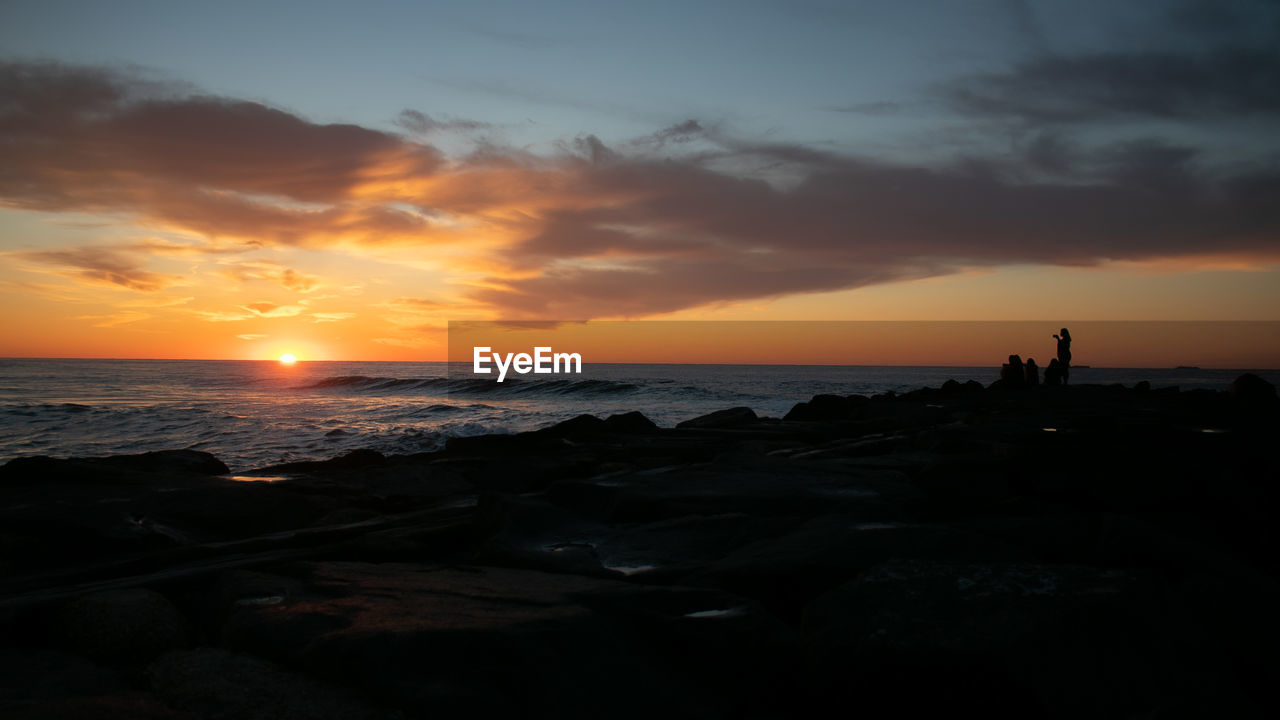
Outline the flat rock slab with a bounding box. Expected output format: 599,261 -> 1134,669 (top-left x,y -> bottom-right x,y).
803,559 -> 1256,718
149,647 -> 391,720
221,561 -> 795,719
691,515 -> 1030,620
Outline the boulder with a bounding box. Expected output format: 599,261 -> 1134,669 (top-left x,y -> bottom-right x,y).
95,450 -> 229,476
1228,373 -> 1277,410
59,589 -> 188,664
784,394 -> 867,421
603,410 -> 659,433
676,406 -> 758,429
802,559 -> 1244,718
220,561 -> 792,718
149,648 -> 387,720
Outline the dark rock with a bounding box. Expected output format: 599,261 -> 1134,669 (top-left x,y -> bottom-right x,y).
784,394 -> 867,421
98,450 -> 229,476
592,512 -> 793,578
676,406 -> 758,429
4,692 -> 193,720
0,649 -> 128,707
469,494 -> 612,576
258,449 -> 386,475
803,559 -> 1245,717
540,413 -> 608,436
149,648 -> 388,720
59,589 -> 188,664
209,570 -> 308,627
1228,373 -> 1277,409
1,450 -> 228,485
603,410 -> 659,433
222,561 -> 786,717
692,515 -> 1026,621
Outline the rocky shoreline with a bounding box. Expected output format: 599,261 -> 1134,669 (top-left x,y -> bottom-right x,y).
2,376 -> 1277,718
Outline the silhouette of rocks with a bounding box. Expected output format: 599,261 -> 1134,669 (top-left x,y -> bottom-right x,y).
604,410 -> 659,433
676,406 -> 759,429
783,393 -> 868,421
1228,372 -> 1277,407
149,648 -> 387,720
3,379 -> 1279,718
1,449 -> 228,486
802,559 -> 1244,717
220,562 -> 791,718
59,589 -> 188,664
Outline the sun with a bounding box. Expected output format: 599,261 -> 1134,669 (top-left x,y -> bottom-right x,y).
278,353 -> 298,365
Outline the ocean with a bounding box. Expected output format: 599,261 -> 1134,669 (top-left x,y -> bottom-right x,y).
1,359 -> 1274,472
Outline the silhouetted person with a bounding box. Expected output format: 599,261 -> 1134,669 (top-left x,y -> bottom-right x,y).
1044,358 -> 1064,386
1025,358 -> 1039,386
1054,328 -> 1072,384
1000,354 -> 1025,387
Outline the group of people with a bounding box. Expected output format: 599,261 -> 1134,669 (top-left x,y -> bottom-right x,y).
1000,328 -> 1072,387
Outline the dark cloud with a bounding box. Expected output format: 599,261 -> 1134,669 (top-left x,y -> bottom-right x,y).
1021,132 -> 1076,176
3,60 -> 1279,320
945,46 -> 1280,123
652,119 -> 704,144
826,101 -> 902,115
471,132 -> 1280,316
1002,0 -> 1049,55
0,61 -> 441,245
396,109 -> 489,134
1168,0 -> 1246,35
18,247 -> 183,291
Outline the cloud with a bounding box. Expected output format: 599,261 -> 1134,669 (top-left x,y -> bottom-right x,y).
197,310 -> 255,322
236,334 -> 268,340
310,312 -> 355,323
17,247 -> 184,291
396,109 -> 489,134
389,297 -> 452,311
826,101 -> 902,116
0,61 -> 442,246
218,262 -> 320,292
466,131 -> 1280,317
944,46 -> 1280,123
76,311 -> 151,327
243,302 -> 304,318
4,60 -> 1279,322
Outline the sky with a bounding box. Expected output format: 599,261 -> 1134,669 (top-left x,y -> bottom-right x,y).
1,0 -> 1278,364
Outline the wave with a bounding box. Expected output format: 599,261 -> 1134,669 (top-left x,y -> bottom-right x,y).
300,375 -> 640,397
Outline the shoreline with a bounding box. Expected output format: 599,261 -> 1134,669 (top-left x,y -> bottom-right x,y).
2,377 -> 1277,717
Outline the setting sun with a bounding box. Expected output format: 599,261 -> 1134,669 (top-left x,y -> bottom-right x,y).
278,353 -> 298,365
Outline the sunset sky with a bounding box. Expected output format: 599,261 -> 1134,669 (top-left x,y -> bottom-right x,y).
2,0 -> 1278,364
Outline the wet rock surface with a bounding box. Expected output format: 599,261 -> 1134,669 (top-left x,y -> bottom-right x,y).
2,379 -> 1278,718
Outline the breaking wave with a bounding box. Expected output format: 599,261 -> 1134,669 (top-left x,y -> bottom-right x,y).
302,375 -> 640,397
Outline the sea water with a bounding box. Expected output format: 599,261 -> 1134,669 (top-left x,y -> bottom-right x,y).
0,359 -> 1273,472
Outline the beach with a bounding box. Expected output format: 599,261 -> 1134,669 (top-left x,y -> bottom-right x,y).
2,375 -> 1277,718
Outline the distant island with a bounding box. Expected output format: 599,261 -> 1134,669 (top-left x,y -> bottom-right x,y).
1176,365 -> 1202,370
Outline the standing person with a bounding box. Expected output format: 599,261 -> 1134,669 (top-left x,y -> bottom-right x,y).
1054,328 -> 1072,384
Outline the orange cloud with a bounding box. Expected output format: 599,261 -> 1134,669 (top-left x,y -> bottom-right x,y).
17,247 -> 185,291
243,302 -> 304,318
4,61 -> 1280,324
